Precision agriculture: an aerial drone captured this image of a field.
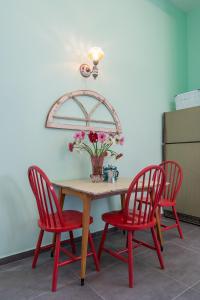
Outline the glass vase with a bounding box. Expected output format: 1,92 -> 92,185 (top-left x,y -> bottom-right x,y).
90,155 -> 104,183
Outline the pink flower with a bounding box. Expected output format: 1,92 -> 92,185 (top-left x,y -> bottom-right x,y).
80,131 -> 85,140
68,142 -> 74,152
97,132 -> 108,143
73,131 -> 83,140
119,136 -> 124,145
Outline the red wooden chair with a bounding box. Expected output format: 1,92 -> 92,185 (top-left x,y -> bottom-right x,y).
28,166 -> 99,292
98,165 -> 166,288
159,160 -> 183,239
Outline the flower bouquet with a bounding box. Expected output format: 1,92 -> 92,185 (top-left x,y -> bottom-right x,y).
68,131 -> 124,182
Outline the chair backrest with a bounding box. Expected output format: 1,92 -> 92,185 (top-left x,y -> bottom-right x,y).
160,160 -> 183,203
124,165 -> 165,226
28,166 -> 64,229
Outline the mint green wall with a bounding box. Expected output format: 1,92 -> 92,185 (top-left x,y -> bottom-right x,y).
0,0 -> 186,258
187,6 -> 200,90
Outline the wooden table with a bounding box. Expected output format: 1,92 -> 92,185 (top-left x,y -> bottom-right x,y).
52,177 -> 163,285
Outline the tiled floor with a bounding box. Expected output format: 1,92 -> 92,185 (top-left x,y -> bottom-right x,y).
1,218 -> 200,300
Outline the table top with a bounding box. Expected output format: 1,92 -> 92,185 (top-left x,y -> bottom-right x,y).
52,177 -> 133,197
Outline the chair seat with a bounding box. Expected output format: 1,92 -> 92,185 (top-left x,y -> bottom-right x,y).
38,210 -> 93,232
159,199 -> 175,207
102,210 -> 156,230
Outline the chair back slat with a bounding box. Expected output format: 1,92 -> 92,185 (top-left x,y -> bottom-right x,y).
136,172 -> 146,224
46,182 -> 56,228
28,166 -> 64,230
124,165 -> 165,226
40,175 -> 51,227
160,161 -> 183,203
143,169 -> 152,223
31,170 -> 44,221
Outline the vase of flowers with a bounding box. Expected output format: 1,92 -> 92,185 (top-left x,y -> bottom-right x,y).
68,130 -> 124,182
90,155 -> 105,182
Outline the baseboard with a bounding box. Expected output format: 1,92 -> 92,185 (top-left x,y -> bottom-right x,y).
0,249 -> 35,266
164,209 -> 200,226
0,227 -> 118,266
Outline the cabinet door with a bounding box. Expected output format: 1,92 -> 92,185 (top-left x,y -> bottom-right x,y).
164,107 -> 200,143
164,143 -> 200,218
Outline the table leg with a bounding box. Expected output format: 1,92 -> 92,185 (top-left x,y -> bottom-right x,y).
51,188 -> 65,257
59,188 -> 65,210
80,196 -> 91,286
150,191 -> 164,251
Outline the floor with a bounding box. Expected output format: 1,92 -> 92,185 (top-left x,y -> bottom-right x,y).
1,218 -> 200,300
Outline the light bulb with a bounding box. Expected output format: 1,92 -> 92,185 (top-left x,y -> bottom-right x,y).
88,47 -> 104,64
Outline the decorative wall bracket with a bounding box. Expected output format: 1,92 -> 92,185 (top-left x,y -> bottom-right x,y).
45,90 -> 122,133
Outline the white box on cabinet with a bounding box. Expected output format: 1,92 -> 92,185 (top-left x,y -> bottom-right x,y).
175,90 -> 200,110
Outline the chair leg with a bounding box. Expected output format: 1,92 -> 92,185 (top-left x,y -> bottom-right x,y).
32,229 -> 44,269
88,232 -> 100,271
151,227 -> 164,269
52,233 -> 61,292
98,223 -> 109,261
69,231 -> 76,254
127,231 -> 133,288
172,207 -> 184,239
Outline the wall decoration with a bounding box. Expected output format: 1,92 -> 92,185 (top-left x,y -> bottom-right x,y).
45,90 -> 122,133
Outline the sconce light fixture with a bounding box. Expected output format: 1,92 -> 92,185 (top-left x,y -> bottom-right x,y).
80,47 -> 104,79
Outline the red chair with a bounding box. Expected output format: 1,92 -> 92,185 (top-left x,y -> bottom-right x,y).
28,166 -> 99,292
98,165 -> 166,288
159,160 -> 183,239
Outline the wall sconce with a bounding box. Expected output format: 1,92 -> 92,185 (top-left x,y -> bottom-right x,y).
80,47 -> 104,79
